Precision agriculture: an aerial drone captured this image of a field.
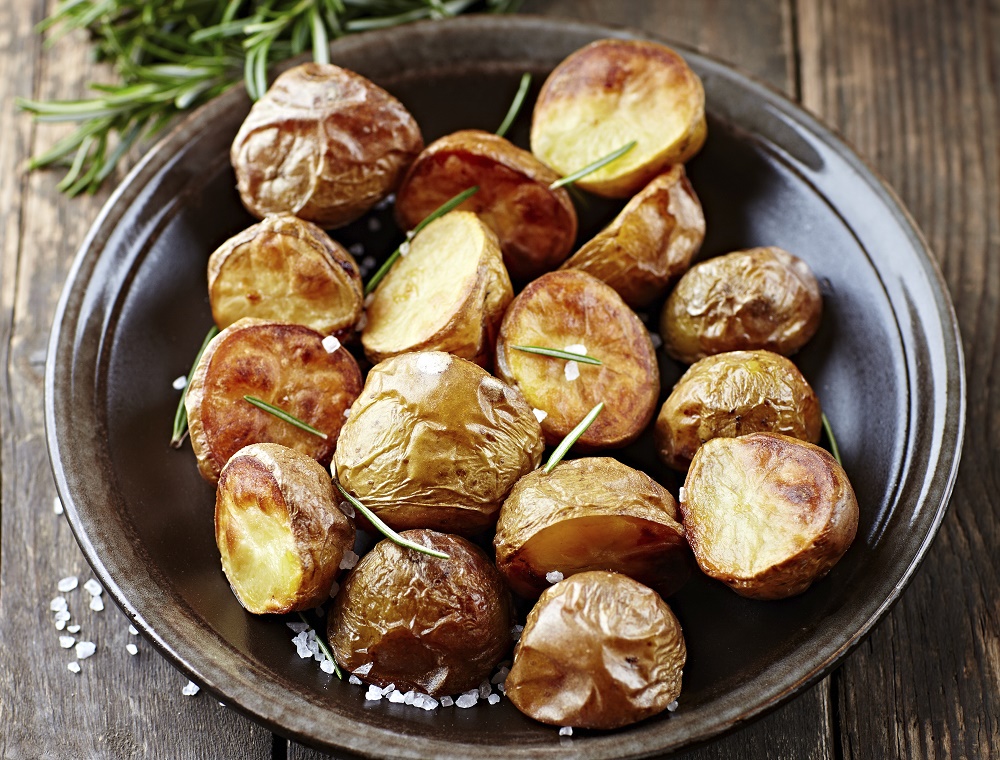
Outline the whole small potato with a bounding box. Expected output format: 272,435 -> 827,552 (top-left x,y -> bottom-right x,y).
505,571 -> 686,729
231,62 -> 423,228
681,433 -> 859,600
662,246 -> 822,364
329,530 -> 512,696
215,443 -> 355,614
655,349 -> 822,471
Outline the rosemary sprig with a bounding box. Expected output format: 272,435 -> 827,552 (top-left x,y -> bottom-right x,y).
822,412 -> 843,467
510,345 -> 602,366
542,402 -> 604,473
549,141 -> 638,190
495,72 -> 531,138
297,612 -> 343,679
170,325 -> 219,448
243,395 -> 329,440
335,482 -> 450,560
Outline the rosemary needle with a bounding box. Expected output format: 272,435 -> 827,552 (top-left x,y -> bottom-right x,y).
170,325 -> 219,448
297,612 -> 342,679
510,345 -> 602,366
549,141 -> 638,190
495,72 -> 531,138
822,412 -> 843,467
243,395 -> 329,440
543,402 -> 605,473
335,482 -> 450,560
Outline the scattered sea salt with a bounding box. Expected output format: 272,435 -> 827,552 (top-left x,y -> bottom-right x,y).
678,486 -> 687,503
128,625 -> 138,636
329,580 -> 340,598
349,675 -> 362,686
343,407 -> 352,418
455,692 -> 478,709
75,641 -> 96,660
381,683 -> 396,696
559,726 -> 573,737
388,689 -> 406,704
564,361 -> 580,382
511,624 -> 523,642
403,690 -> 416,705
532,408 -> 548,423
340,550 -> 360,570
172,375 -> 188,390
349,243 -> 366,257
83,579 -> 103,596
339,500 -> 355,518
50,596 -> 68,612
67,662 -> 81,674
545,570 -> 564,584
53,497 -> 63,515
57,576 -> 78,593
440,696 -> 454,707
322,335 -> 342,353
55,619 -> 67,631
354,662 -> 373,676
320,659 -> 336,674
286,621 -> 310,633
126,643 -> 139,656
67,625 -> 80,634
563,344 -> 587,356
361,255 -> 376,271
182,681 -> 200,696
367,217 -> 382,232
54,610 -> 71,624
648,331 -> 663,349
89,596 -> 105,612
487,693 -> 501,705
365,685 -> 383,701
398,241 -> 410,257
59,636 -> 75,649
478,680 -> 492,699
375,193 -> 395,211
667,699 -> 679,712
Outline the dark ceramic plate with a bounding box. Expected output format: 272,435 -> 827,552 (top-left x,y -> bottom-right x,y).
45,15 -> 965,759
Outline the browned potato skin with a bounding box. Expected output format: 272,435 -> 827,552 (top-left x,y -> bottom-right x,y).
662,247 -> 823,364
329,530 -> 512,696
394,130 -> 578,281
334,352 -> 544,536
506,571 -> 685,729
231,63 -> 423,228
208,215 -> 363,336
561,165 -> 705,308
494,457 -> 692,599
495,270 -> 659,449
215,443 -> 355,614
681,433 -> 859,600
186,318 -> 362,484
655,349 -> 822,471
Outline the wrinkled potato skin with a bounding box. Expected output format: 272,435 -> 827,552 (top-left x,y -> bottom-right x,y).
330,530 -> 512,696
682,433 -> 859,600
506,571 -> 685,729
334,352 -> 544,535
561,166 -> 705,308
215,443 -> 355,614
208,215 -> 363,336
395,130 -> 578,281
662,247 -> 822,364
655,350 -> 822,471
231,63 -> 423,228
495,457 -> 692,598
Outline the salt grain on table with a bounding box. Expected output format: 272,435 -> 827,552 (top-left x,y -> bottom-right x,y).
559,726 -> 573,736
172,375 -> 187,390
67,625 -> 80,634
348,675 -> 362,686
487,693 -> 500,705
57,576 -> 78,593
83,579 -> 103,596
319,659 -> 336,674
456,692 -> 478,708
50,596 -> 67,612
440,696 -> 454,707
365,685 -> 383,701
75,641 -> 96,660
182,680 -> 200,696
89,595 -> 105,612
128,625 -> 138,635
58,636 -> 75,649
53,497 -> 63,515
67,662 -> 81,674
126,643 -> 138,656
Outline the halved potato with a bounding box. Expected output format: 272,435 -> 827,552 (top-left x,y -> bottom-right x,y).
531,38 -> 706,198
494,457 -> 692,599
208,215 -> 363,336
215,443 -> 355,614
394,129 -> 577,281
560,165 -> 705,308
494,270 -> 659,449
361,210 -> 512,365
186,318 -> 362,484
681,433 -> 859,600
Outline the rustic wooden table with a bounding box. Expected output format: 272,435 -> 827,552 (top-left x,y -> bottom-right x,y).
1,1 -> 996,758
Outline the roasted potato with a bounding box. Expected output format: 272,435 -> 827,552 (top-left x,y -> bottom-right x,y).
560,165 -> 705,308
334,351 -> 544,535
185,318 -> 362,483
655,350 -> 822,471
531,39 -> 706,198
662,246 -> 822,364
208,215 -> 363,336
231,62 -> 423,228
215,443 -> 355,614
681,433 -> 859,600
394,130 -> 578,281
329,530 -> 512,696
361,210 -> 512,365
494,270 -> 659,449
505,571 -> 686,729
494,457 -> 692,599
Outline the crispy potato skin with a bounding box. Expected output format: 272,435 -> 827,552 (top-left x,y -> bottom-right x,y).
681,433 -> 859,600
662,247 -> 822,364
394,130 -> 578,281
506,571 -> 685,729
215,443 -> 355,614
561,166 -> 705,308
495,270 -> 659,448
655,350 -> 822,471
231,63 -> 423,228
185,318 -> 362,483
329,530 -> 512,696
531,39 -> 706,198
495,457 -> 692,598
334,352 -> 544,535
208,215 -> 363,336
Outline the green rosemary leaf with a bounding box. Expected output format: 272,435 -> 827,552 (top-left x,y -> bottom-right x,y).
542,402 -> 604,473
549,140 -> 638,190
822,412 -> 843,467
297,612 -> 343,679
334,482 -> 450,560
510,344 -> 602,366
242,395 -> 330,440
170,325 -> 219,448
495,72 -> 531,138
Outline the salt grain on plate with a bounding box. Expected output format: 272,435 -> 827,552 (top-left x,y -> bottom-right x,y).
128,625 -> 138,636
320,659 -> 336,674
487,693 -> 501,705
53,497 -> 64,515
455,692 -> 478,709
532,408 -> 548,423
59,636 -> 75,649
322,335 -> 342,354
182,680 -> 200,696
354,662 -> 373,676
339,550 -> 360,570
67,625 -> 80,634
83,579 -> 103,596
388,689 -> 406,704
50,596 -> 67,612
559,726 -> 573,737
348,675 -> 362,686
381,683 -> 396,696
89,596 -> 105,612
54,610 -> 71,624
172,375 -> 188,390
564,361 -> 580,382
365,685 -> 383,701
440,696 -> 454,707
57,576 -> 78,593
67,662 -> 81,674
545,570 -> 564,584
667,699 -> 679,712
329,580 -> 340,598
75,641 -> 96,660
478,680 -> 492,699
126,643 -> 138,656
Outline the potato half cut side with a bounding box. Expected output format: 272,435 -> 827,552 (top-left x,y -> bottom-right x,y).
208,215 -> 363,336
215,443 -> 355,614
361,210 -> 512,365
531,39 -> 706,198
495,457 -> 692,599
681,433 -> 859,600
186,318 -> 362,484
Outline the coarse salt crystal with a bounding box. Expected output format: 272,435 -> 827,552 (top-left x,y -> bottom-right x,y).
67,661 -> 81,674
364,293 -> 375,308
128,625 -> 138,636
545,570 -> 564,584
57,576 -> 78,593
54,610 -> 71,624
440,696 -> 454,707
559,726 -> 573,737
564,361 -> 580,382
487,693 -> 500,705
381,683 -> 396,696
648,331 -> 663,349
329,580 -> 340,598
388,689 -> 406,704
172,375 -> 188,390
415,352 -> 450,375
532,408 -> 548,424
422,697 -> 438,711
182,681 -> 200,696
322,335 -> 342,353
89,596 -> 105,612
320,659 -> 336,674
678,486 -> 686,503
59,636 -> 75,649
339,501 -> 355,518
365,686 -> 383,701
455,693 -> 478,709
67,625 -> 80,634
375,193 -> 395,211
126,643 -> 138,656
563,344 -> 587,356
339,550 -> 360,570
343,407 -> 352,418
403,690 -> 416,705
667,700 -> 679,712
398,241 -> 410,257
286,622 -> 310,633
478,681 -> 492,699
53,497 -> 63,515
511,624 -> 523,642
496,683 -> 505,695
83,579 -> 103,596
354,662 -> 373,676
75,641 -> 96,660
348,675 -> 362,686
50,596 -> 68,612
55,620 -> 67,631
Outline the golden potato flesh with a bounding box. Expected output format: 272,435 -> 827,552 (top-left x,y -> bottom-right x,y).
334,351 -> 544,535
231,62 -> 423,228
505,571 -> 685,729
494,270 -> 659,449
560,165 -> 705,308
662,247 -> 823,364
655,350 -> 822,471
494,457 -> 692,599
531,39 -> 706,198
185,318 -> 362,484
681,433 -> 859,600
208,215 -> 363,336
329,530 -> 511,696
361,210 -> 512,365
215,443 -> 355,614
394,130 -> 577,281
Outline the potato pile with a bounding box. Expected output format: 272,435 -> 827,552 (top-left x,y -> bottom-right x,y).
176,39 -> 859,734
